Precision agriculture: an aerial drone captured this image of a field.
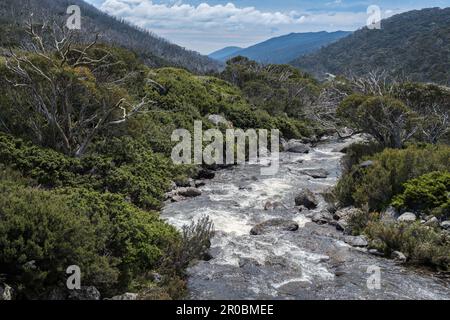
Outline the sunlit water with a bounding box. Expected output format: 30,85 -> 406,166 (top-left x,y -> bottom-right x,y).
162,138 -> 450,300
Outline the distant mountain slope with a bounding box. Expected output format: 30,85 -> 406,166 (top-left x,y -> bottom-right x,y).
209,46 -> 243,61
0,0 -> 220,73
210,31 -> 351,64
292,7 -> 450,85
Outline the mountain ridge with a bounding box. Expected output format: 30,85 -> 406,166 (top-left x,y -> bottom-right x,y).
209,31 -> 352,64
291,7 -> 450,85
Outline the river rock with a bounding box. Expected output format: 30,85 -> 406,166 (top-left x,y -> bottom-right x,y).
380,206 -> 400,223
424,216 -> 440,228
368,249 -> 384,257
250,219 -> 299,235
397,212 -> 417,222
68,286 -> 101,300
392,251 -> 407,263
264,201 -> 285,211
441,221 -> 450,230
177,187 -> 202,198
111,293 -> 138,300
286,140 -> 310,154
196,169 -> 216,180
0,283 -> 13,300
312,211 -> 333,225
300,169 -> 329,179
344,235 -> 368,247
294,189 -> 318,209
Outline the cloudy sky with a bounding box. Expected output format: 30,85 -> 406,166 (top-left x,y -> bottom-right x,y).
84,0 -> 450,54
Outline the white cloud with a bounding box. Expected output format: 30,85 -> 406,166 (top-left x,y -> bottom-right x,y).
100,0 -> 308,30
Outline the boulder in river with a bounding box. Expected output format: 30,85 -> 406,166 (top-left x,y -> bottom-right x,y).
300,169 -> 329,179
344,235 -> 368,248
312,211 -> 333,225
250,219 -> 299,235
177,187 -> 202,198
196,168 -> 216,180
397,212 -> 417,222
294,189 -> 318,209
285,140 -> 310,154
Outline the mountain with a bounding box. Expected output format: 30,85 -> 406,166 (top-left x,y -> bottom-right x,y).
209,46 -> 243,61
292,7 -> 450,85
0,0 -> 220,73
209,31 -> 352,64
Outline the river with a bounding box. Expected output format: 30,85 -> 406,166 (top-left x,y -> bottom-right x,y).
162,137 -> 450,300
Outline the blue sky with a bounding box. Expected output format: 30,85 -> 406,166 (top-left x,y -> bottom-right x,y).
84,0 -> 450,54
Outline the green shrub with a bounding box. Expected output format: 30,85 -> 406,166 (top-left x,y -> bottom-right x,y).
0,170 -> 180,298
365,221 -> 450,271
0,133 -> 177,210
392,171 -> 450,218
335,144 -> 450,211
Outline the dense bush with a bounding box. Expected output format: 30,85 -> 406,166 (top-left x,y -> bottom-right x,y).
0,132 -> 178,210
392,171 -> 450,218
0,168 -> 180,299
365,221 -> 450,271
335,144 -> 450,211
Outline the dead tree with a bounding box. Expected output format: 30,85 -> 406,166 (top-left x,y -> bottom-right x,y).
4,18 -> 151,157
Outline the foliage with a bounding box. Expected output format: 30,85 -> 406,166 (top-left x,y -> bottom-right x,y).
0,132 -> 177,210
293,8 -> 450,86
392,171 -> 450,218
338,95 -> 417,148
0,166 -> 182,299
334,144 -> 450,211
365,221 -> 450,271
222,56 -> 321,120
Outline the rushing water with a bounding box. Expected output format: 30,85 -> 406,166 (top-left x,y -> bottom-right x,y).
162,137 -> 450,300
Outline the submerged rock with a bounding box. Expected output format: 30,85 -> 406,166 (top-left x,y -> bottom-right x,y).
250,219 -> 299,235
294,189 -> 318,209
300,169 -> 329,179
177,187 -> 202,198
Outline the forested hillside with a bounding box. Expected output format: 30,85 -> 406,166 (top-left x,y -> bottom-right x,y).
292,8 -> 450,85
0,0 -> 220,73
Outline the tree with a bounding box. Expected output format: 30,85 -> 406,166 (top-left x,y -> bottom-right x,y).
338,95 -> 418,148
3,19 -> 150,157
